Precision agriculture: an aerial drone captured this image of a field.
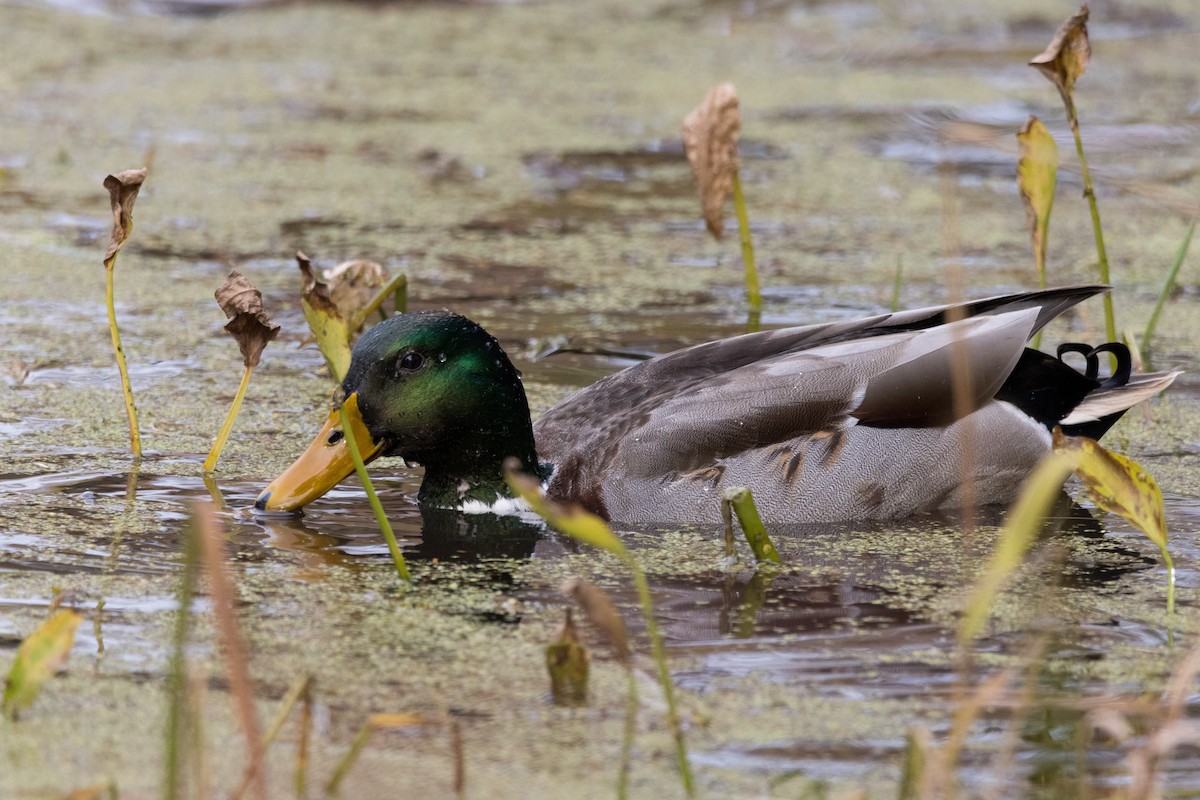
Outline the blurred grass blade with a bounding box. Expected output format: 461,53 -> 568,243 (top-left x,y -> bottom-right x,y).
722,487 -> 782,564
505,463 -> 694,796
1016,115 -> 1058,293
297,251 -> 352,382
1143,220 -> 1195,359
546,608 -> 589,706
2,608 -> 83,719
1053,430 -> 1174,612
505,464 -> 628,558
958,450 -> 1078,646
325,713 -> 438,796
193,501 -> 266,800
164,516 -> 200,800
102,168 -> 148,459
561,579 -> 631,666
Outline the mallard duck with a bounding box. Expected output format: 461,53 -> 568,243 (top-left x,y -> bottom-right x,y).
255,285 -> 1177,523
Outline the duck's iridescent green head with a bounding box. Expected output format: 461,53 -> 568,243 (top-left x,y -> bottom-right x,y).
255,311 -> 538,512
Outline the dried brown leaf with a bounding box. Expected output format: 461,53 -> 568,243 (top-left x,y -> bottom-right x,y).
323,259 -> 389,331
102,168 -> 148,269
297,252 -> 352,381
560,578 -> 631,667
546,608 -> 589,706
1029,5 -> 1091,107
215,271 -> 280,369
682,82 -> 741,239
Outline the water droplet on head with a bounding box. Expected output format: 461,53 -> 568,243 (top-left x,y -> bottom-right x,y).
438,353 -> 447,363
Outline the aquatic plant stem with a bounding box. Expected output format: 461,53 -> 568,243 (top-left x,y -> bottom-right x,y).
164,520 -> 200,800
730,168 -> 761,314
618,673 -> 637,800
626,558 -> 694,796
324,721 -> 372,796
338,403 -> 410,582
106,264 -> 141,459
1143,221 -> 1195,358
203,364 -> 253,472
722,487 -> 782,564
1067,110 -> 1116,346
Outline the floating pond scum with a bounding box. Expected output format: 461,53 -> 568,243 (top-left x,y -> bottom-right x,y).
3,1 -> 1200,798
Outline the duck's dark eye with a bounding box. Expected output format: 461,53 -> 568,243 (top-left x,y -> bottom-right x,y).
398,352 -> 425,372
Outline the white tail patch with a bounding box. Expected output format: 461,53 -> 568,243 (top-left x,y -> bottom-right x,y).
1060,371 -> 1181,425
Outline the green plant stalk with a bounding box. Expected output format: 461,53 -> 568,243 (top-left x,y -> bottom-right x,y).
203,365 -> 253,472
1163,548 -> 1176,616
323,721 -> 372,796
1143,220 -> 1195,355
1031,246 -> 1046,351
730,168 -> 761,312
1066,107 -> 1116,346
231,675 -> 312,800
625,557 -> 694,796
163,525 -> 200,800
338,403 -> 410,582
296,683 -> 312,799
106,265 -> 142,459
723,487 -> 782,564
618,671 -> 637,800
351,273 -> 408,331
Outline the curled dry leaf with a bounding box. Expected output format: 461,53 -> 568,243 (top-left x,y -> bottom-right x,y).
682,82 -> 741,239
1029,5 -> 1091,108
102,168 -> 148,270
561,578 -> 631,667
215,271 -> 280,368
323,260 -> 389,330
1016,115 -> 1058,281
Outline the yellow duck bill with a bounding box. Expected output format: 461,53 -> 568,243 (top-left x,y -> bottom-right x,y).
254,393 -> 383,512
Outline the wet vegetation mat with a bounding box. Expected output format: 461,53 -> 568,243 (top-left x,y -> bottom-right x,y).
3,0 -> 1200,797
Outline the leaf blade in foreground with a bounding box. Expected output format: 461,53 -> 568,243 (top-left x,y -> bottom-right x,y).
3,608 -> 83,719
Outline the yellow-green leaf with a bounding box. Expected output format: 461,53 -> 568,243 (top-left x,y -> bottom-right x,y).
1017,116 -> 1058,288
296,251 -> 352,382
958,450 -> 1079,647
1053,430 -> 1168,553
3,609 -> 83,719
1029,5 -> 1091,108
503,462 -> 628,559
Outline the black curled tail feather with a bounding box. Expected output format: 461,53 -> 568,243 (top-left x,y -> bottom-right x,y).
996,341 -> 1136,441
